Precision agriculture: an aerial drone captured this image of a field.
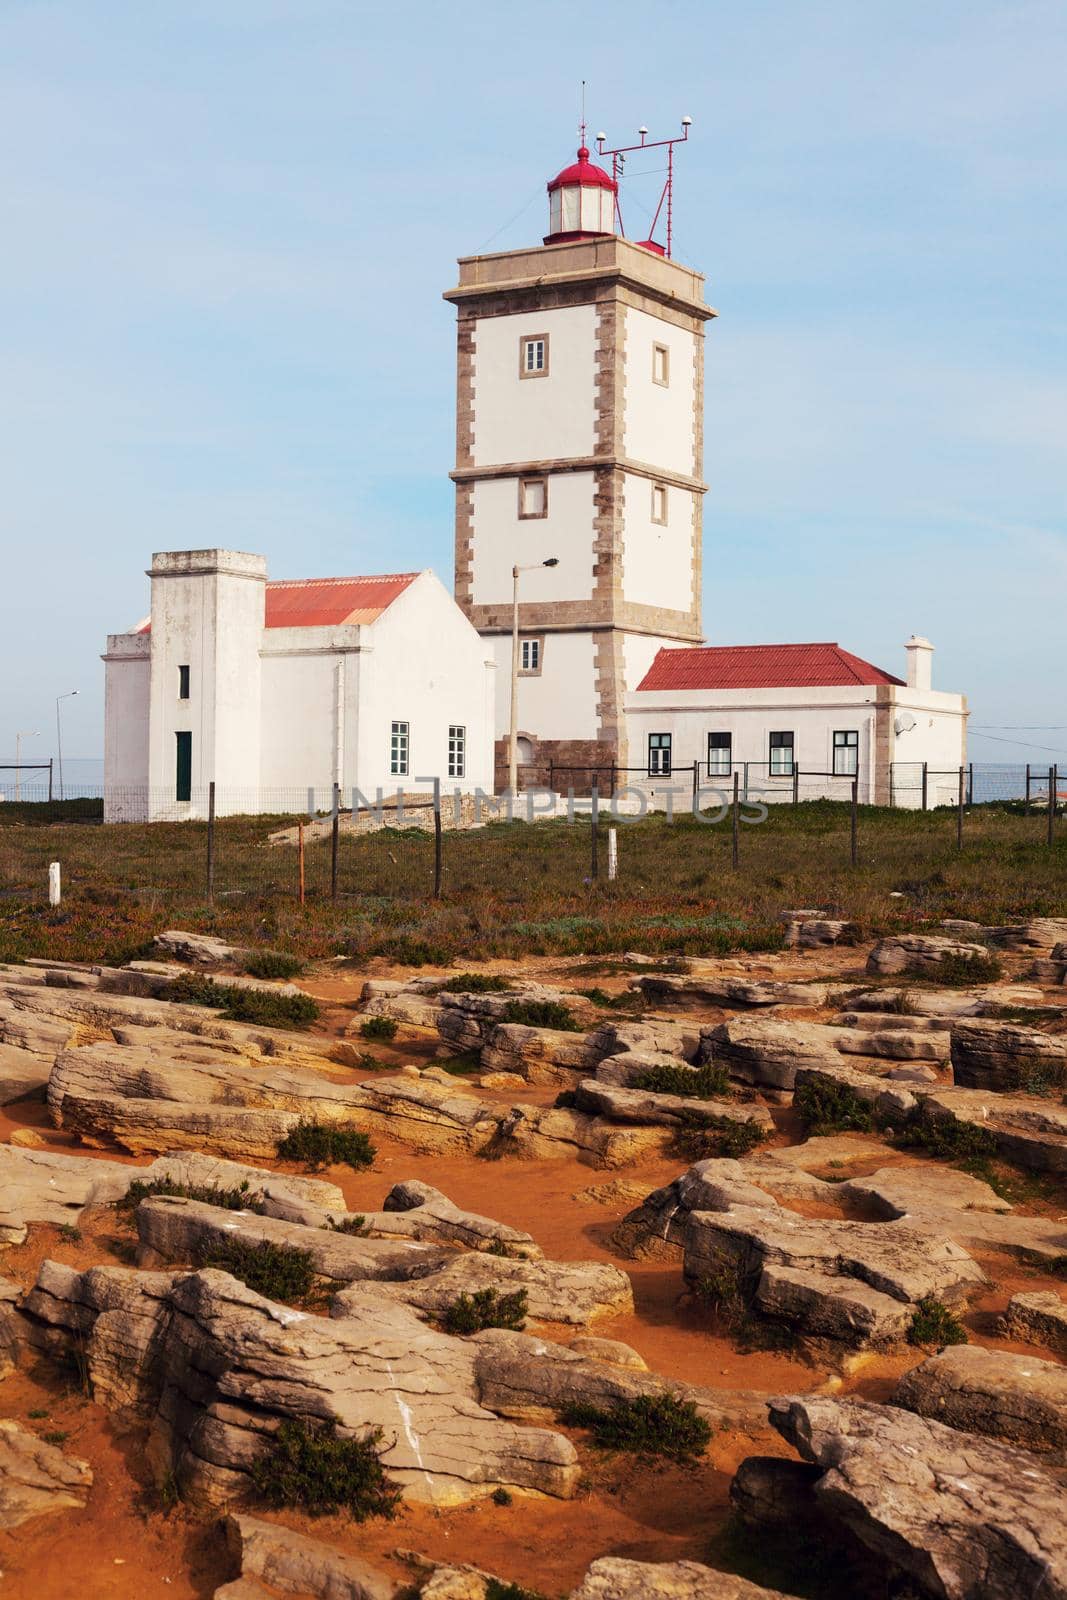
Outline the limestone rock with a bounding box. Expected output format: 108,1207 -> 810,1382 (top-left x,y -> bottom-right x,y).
154,929 -> 246,964
0,1275 -> 22,1376
573,1078 -> 773,1134
893,1344 -> 1067,1454
0,1144 -> 138,1244
834,1027 -> 950,1062
792,1060 -> 920,1120
334,1249 -> 633,1327
698,1018 -> 842,1089
840,1164 -> 1011,1217
866,933 -> 994,977
480,1022 -> 604,1084
635,974 -> 829,1009
594,1050 -> 694,1088
729,1454 -> 823,1530
836,1010 -> 956,1034
0,1043 -> 52,1104
951,1019 -> 1067,1092
920,1087 -> 1067,1174
381,1179 -> 541,1258
612,1158 -> 777,1260
221,1513 -> 395,1600
769,1395 -> 1067,1599
846,987 -> 983,1019
570,1558 -> 804,1599
0,1419 -> 92,1529
1001,1290 -> 1067,1357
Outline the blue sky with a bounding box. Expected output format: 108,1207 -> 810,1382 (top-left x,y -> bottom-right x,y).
1,0 -> 1064,766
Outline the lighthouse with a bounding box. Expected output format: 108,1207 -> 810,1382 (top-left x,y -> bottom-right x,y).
444,125 -> 715,788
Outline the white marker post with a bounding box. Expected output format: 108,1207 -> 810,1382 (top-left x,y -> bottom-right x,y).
607,827 -> 618,882
48,861 -> 61,907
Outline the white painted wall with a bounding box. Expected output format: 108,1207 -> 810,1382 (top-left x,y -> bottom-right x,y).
471,304 -> 597,466
620,470 -> 696,612
470,472 -> 596,607
622,305 -> 698,477
887,688 -> 969,806
489,630 -> 599,742
103,637 -> 150,821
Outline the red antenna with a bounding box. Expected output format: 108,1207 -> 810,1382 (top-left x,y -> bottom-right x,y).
595,116 -> 692,258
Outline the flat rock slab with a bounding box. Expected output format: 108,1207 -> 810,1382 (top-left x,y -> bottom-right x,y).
0,1419 -> 92,1530
222,1513 -> 395,1600
835,1028 -> 950,1061
334,1250 -> 633,1327
921,1087 -> 1067,1174
951,1019 -> 1067,1091
635,974 -> 829,1010
0,1043 -> 52,1104
699,1019 -> 842,1090
769,1395 -> 1067,1600
380,1179 -> 540,1259
1002,1291 -> 1067,1357
570,1557 -> 804,1599
573,1079 -> 773,1132
893,1344 -> 1067,1454
0,1144 -> 137,1243
866,934 -> 994,976
154,930 -> 246,964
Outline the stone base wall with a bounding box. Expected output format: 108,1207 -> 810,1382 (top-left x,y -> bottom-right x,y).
494,737 -> 619,797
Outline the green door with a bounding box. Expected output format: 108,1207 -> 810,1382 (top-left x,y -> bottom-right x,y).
175,731 -> 192,802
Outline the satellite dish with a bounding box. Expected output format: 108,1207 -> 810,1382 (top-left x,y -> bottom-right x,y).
895,712 -> 917,735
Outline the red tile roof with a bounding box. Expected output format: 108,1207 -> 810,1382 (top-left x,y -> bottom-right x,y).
636,643 -> 905,692
134,572 -> 420,634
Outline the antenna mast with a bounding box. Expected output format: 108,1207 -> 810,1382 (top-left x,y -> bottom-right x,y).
595,116 -> 692,258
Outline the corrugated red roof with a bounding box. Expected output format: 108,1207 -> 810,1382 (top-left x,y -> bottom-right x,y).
636,643 -> 905,692
264,573 -> 419,628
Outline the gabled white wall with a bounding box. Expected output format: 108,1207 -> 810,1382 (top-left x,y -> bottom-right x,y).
471,304 -> 598,466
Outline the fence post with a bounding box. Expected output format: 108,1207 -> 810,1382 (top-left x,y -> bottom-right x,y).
968,762 -> 974,807
731,772 -> 740,868
298,819 -> 306,905
48,759 -> 54,804
792,765 -> 799,808
888,761 -> 894,809
692,760 -> 699,813
1049,767 -> 1057,849
433,777 -> 443,898
549,759 -> 554,795
590,779 -> 599,881
330,782 -> 340,901
206,782 -> 216,904
921,762 -> 928,812
742,761 -> 750,804
48,861 -> 61,907
850,778 -> 858,865
607,826 -> 618,881
1025,763 -> 1031,814
610,761 -> 617,798
956,767 -> 965,851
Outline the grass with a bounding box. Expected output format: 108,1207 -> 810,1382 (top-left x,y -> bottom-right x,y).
242,948 -> 304,979
115,1175 -> 266,1221
359,1016 -> 397,1041
276,1121 -> 376,1170
250,1419 -> 401,1521
915,951 -> 1003,986
794,1078 -> 874,1135
439,1051 -> 482,1076
884,1110 -> 997,1161
558,1392 -> 712,1465
500,998 -> 581,1032
1,803 -> 1064,970
439,1287 -> 528,1335
670,1112 -> 767,1161
907,1297 -> 968,1348
1001,1056 -> 1067,1097
575,985 -> 645,1012
632,1061 -> 730,1099
328,1214 -> 367,1235
195,1236 -> 318,1303
436,972 -> 514,994
41,1430 -> 69,1446
161,972 -> 319,1029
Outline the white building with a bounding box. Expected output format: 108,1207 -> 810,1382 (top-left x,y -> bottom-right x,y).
103,552 -> 495,820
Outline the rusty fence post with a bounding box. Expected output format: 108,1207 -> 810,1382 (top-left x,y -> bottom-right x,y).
850,778 -> 858,865
956,767 -> 965,852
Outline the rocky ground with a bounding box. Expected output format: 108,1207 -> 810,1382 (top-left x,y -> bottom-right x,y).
0,914 -> 1065,1598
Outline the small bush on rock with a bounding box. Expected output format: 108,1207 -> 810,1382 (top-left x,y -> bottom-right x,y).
671,1113 -> 766,1161
116,1175 -> 266,1222
559,1391 -> 712,1464
328,1214 -> 367,1235
162,973 -> 319,1030
886,1112 -> 997,1162
501,999 -> 581,1032
436,973 -> 513,994
485,1581 -> 547,1600
196,1237 -> 317,1304
242,949 -> 304,980
277,1121 -> 376,1171
912,952 -> 1002,987
359,1016 -> 397,1041
795,1079 -> 873,1135
633,1061 -> 730,1099
439,1287 -> 528,1335
908,1297 -> 968,1348
250,1419 -> 401,1520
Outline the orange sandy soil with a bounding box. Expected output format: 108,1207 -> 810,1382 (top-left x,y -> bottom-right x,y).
1,950 -> 1065,1599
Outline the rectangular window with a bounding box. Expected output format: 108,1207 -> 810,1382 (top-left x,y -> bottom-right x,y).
175,731 -> 192,803
648,732 -> 672,777
769,731 -> 794,777
518,476 -> 548,518
448,725 -> 465,779
707,732 -> 732,777
833,729 -> 859,776
651,482 -> 668,525
390,720 -> 409,777
520,638 -> 541,672
178,664 -> 190,700
652,342 -> 670,387
519,334 -> 549,378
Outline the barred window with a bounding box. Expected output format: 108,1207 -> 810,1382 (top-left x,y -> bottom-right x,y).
390,720 -> 409,777
520,638 -> 541,671
833,729 -> 859,776
448,724 -> 465,779
648,732 -> 672,777
769,731 -> 794,776
707,732 -> 731,776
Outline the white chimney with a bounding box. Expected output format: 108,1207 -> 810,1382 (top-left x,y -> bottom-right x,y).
905,635 -> 934,692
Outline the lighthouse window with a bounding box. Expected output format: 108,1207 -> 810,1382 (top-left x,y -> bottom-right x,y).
520,638 -> 542,673
651,482 -> 669,525
652,343 -> 670,387
518,476 -> 548,519
519,334 -> 549,378
390,721 -> 409,777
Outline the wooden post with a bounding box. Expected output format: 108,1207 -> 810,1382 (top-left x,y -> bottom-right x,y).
1025,763 -> 1031,814
590,779 -> 599,880
1049,767 -> 1056,849
433,777 -> 443,899
692,759 -> 699,812
731,772 -> 740,868
610,760 -> 617,798
850,778 -> 858,865
206,781 -> 216,904
792,765 -> 799,808
607,826 -> 618,881
298,819 -> 306,905
330,782 -> 340,901
549,759 -> 554,795
956,767 -> 965,851
889,761 -> 895,809
921,762 -> 928,812
968,762 -> 974,806
47,759 -> 54,804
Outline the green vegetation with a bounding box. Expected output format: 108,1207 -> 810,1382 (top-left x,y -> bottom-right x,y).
116,1175 -> 265,1221
885,1111 -> 997,1161
915,951 -> 1003,987
436,972 -> 514,994
359,1015 -> 397,1041
491,1486 -> 513,1507
250,1419 -> 401,1521
501,998 -> 581,1032
795,1078 -> 874,1135
276,1121 -> 376,1171
695,1263 -> 749,1333
439,1052 -> 482,1076
559,1391 -> 712,1465
242,948 -> 304,979
908,1297 -> 968,1348
161,972 -> 319,1029
633,1060 -> 730,1099
41,1430 -> 68,1446
1002,1056 -> 1067,1097
58,1223 -> 82,1242
575,985 -> 645,1012
328,1214 -> 367,1235
439,1287 -> 528,1335
671,1112 -> 767,1161
195,1236 -> 317,1304
485,1581 -> 548,1600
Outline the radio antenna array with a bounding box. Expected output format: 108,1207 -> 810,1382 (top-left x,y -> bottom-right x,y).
595,116 -> 692,258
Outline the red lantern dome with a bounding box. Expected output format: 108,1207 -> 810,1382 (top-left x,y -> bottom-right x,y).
544,145 -> 617,245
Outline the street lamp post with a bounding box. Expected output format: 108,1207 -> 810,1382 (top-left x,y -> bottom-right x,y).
15,730 -> 40,801
509,558 -> 559,796
55,691 -> 79,800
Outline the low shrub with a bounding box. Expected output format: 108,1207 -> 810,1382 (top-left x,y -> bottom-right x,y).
485,1581 -> 547,1600
440,1052 -> 482,1076
914,952 -> 1003,987
907,1297 -> 968,1348
671,1112 -> 767,1161
633,1061 -> 730,1099
501,999 -> 581,1032
436,973 -> 514,994
196,1236 -> 317,1303
1003,1056 -> 1067,1098
162,973 -> 319,1030
885,1111 -> 997,1162
242,949 -> 304,980
695,1262 -> 750,1333
250,1418 -> 401,1520
575,986 -> 645,1013
491,1486 -> 513,1507
794,1078 -> 873,1135
328,1214 -> 367,1235
277,1121 -> 376,1171
116,1175 -> 266,1222
559,1391 -> 712,1465
439,1287 -> 528,1335
359,1016 -> 397,1041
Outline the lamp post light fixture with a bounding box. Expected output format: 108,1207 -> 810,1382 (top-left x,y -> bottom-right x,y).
55,691 -> 79,801
14,730 -> 40,801
509,558 -> 559,797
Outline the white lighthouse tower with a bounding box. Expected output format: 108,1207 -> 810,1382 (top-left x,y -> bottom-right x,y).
444,122 -> 715,787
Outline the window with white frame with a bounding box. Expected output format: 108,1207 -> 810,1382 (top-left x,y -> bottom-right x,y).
520,638 -> 541,672
520,334 -> 548,377
707,732 -> 731,777
648,732 -> 672,776
518,476 -> 547,518
390,720 -> 409,777
769,731 -> 794,776
448,725 -> 465,779
651,482 -> 668,524
652,342 -> 670,387
833,729 -> 859,776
